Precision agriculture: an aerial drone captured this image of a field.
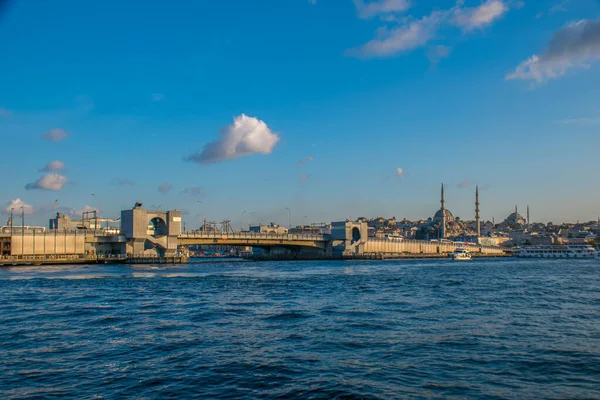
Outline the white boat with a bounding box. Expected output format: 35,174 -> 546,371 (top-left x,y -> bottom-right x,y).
452,247 -> 472,261
516,244 -> 598,259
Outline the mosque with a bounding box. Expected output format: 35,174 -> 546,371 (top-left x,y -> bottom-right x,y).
417,183 -> 529,240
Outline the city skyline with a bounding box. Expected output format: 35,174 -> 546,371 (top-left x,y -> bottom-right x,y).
1,0 -> 599,226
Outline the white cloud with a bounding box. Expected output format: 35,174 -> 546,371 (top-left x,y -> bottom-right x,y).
354,0 -> 411,19
396,168 -> 405,176
507,19 -> 600,82
158,182 -> 172,193
457,180 -> 472,188
347,11 -> 443,58
3,199 -> 35,215
40,160 -> 65,172
348,0 -> 514,59
41,128 -> 69,142
25,173 -> 68,191
452,0 -> 508,31
185,114 -> 280,164
0,107 -> 13,117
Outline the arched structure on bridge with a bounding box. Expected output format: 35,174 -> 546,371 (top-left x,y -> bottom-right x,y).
121,203 -> 182,257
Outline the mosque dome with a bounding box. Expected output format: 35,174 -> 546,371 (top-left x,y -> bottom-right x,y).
505,212 -> 526,225
433,208 -> 455,222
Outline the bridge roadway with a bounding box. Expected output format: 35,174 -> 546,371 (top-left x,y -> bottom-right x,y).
177,231 -> 330,249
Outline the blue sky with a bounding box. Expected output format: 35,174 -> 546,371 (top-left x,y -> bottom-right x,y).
1,0 -> 599,227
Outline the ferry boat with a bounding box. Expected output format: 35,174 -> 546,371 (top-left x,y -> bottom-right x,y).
451,248 -> 472,261
516,245 -> 598,259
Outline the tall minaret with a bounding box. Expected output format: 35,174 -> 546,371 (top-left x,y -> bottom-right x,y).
475,185 -> 481,237
527,205 -> 530,225
440,183 -> 446,239
515,204 -> 518,215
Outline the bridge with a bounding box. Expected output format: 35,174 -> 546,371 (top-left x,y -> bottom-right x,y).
177,231 -> 329,250
0,205 -> 508,263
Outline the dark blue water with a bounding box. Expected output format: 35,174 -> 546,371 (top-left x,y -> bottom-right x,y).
1,258 -> 599,399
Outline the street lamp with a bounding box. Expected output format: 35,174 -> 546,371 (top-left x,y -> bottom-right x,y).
241,211 -> 247,232
10,208 -> 13,237
285,207 -> 291,229
91,193 -> 98,230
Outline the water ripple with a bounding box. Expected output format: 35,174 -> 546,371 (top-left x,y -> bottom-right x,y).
1,258 -> 599,399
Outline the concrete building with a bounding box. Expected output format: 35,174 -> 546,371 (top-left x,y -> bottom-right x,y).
121,202 -> 181,257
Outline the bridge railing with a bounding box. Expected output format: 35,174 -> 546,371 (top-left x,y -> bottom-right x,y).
178,231 -> 329,241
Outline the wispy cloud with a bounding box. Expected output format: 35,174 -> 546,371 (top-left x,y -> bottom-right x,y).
457,180 -> 472,188
158,183 -> 172,193
181,186 -> 205,197
3,198 -> 35,215
42,128 -> 69,142
507,19 -> 600,83
0,107 -> 13,117
427,45 -> 451,64
452,0 -> 508,31
25,173 -> 69,191
111,178 -> 136,186
395,167 -> 405,177
300,174 -> 310,181
40,160 -> 65,172
152,93 -> 164,101
348,1 -> 513,59
185,114 -> 280,164
297,156 -> 314,168
347,11 -> 444,58
353,0 -> 411,19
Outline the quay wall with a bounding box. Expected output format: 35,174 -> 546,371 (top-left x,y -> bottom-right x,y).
362,239 -> 506,255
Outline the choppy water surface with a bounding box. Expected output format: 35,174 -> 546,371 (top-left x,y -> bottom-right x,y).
1,258 -> 600,399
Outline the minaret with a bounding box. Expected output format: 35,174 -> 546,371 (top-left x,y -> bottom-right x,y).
515,204 -> 518,215
527,205 -> 530,225
475,185 -> 481,237
440,183 -> 446,239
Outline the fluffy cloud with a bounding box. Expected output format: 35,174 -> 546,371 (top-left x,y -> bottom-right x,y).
3,199 -> 35,215
347,12 -> 443,58
42,128 -> 69,142
354,0 -> 411,19
507,19 -> 600,82
25,173 -> 68,191
111,178 -> 135,186
395,168 -> 405,176
185,114 -> 280,164
181,186 -> 204,197
0,107 -> 12,117
40,160 -> 65,172
298,156 -> 314,168
452,0 -> 508,31
158,182 -> 172,193
457,180 -> 472,188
